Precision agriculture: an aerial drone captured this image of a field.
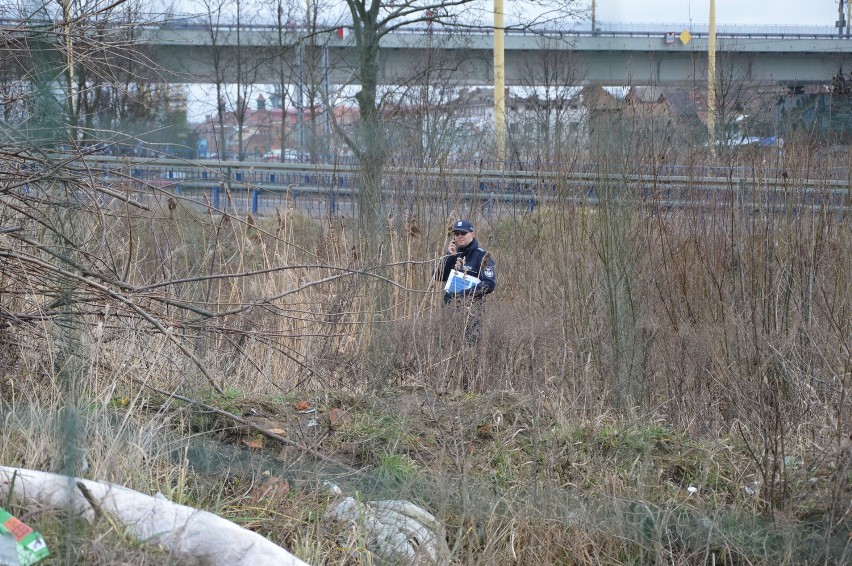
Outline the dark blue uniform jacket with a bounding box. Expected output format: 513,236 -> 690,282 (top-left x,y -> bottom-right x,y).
434,238 -> 496,303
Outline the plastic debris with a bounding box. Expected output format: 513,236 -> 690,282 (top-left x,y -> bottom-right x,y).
0,531 -> 18,566
0,507 -> 49,566
327,497 -> 450,565
0,467 -> 308,566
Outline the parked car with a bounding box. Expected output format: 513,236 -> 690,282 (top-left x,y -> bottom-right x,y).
263,149 -> 304,163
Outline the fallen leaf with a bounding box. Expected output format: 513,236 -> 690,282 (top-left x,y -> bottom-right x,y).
329,407 -> 353,428
262,476 -> 289,493
243,438 -> 263,449
268,428 -> 287,436
251,476 -> 290,503
294,401 -> 310,411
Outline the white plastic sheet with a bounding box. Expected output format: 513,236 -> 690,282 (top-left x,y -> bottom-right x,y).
0,467 -> 310,566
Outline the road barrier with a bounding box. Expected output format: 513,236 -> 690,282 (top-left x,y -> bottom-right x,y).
70,156 -> 850,217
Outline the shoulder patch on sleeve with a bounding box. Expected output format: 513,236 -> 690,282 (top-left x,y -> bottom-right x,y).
483,266 -> 494,278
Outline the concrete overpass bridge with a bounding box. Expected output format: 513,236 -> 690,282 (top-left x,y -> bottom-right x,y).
134,23 -> 852,87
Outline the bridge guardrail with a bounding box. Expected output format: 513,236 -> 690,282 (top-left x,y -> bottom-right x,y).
60,155 -> 849,216
4,18 -> 848,41
78,155 -> 851,187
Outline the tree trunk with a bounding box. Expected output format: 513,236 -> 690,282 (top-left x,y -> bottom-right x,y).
354,24 -> 386,256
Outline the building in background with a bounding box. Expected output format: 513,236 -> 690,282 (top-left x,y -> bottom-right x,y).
194,94 -> 357,161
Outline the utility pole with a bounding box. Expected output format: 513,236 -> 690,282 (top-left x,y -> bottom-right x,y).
323,46 -> 330,144
591,0 -> 596,34
61,0 -> 77,139
494,0 -> 505,162
296,44 -> 304,150
707,0 -> 717,147
296,0 -> 312,152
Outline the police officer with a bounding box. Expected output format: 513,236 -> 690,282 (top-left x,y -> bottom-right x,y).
434,219 -> 496,340
436,220 -> 496,301
434,220 -> 495,391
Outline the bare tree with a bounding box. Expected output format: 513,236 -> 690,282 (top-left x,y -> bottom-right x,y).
375,31 -> 486,166
198,0 -> 268,161
261,0 -> 300,160
336,0 -> 583,251
1,0 -> 174,153
708,50 -> 787,174
509,36 -> 586,164
299,0 -> 330,158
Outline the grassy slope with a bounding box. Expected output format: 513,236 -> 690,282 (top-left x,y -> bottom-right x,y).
1,149 -> 850,565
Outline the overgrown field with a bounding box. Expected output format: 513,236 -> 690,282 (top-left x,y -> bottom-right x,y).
0,151 -> 849,565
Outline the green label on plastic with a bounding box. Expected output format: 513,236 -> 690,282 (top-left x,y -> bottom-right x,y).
0,508 -> 49,566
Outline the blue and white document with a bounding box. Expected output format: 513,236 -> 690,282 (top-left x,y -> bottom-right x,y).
444,269 -> 481,294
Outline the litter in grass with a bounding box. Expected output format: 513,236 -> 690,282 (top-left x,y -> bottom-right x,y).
0,507 -> 49,566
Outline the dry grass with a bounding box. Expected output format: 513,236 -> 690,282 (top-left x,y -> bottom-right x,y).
0,139 -> 849,564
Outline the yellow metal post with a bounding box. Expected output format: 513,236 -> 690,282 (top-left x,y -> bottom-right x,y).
707,0 -> 717,146
494,0 -> 505,162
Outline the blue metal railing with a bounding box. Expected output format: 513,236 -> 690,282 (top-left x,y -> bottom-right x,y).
68,155 -> 850,218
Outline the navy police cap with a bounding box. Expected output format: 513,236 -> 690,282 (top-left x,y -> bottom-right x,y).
452,219 -> 474,233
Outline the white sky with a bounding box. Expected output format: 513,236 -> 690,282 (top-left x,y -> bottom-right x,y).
593,0 -> 840,26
